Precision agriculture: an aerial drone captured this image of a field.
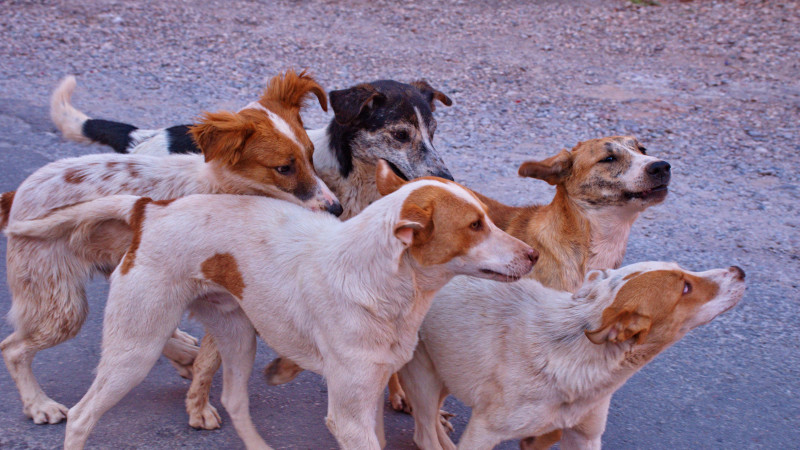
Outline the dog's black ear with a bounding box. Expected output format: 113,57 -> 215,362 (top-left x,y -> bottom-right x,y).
518,150 -> 573,185
329,84 -> 386,125
410,80 -> 453,112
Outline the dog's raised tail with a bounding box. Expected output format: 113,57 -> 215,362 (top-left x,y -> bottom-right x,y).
50,76 -> 138,153
4,195 -> 143,241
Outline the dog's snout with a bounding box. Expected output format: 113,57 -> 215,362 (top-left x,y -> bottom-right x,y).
326,201 -> 344,217
434,169 -> 455,181
646,161 -> 671,179
526,247 -> 539,265
729,265 -> 745,281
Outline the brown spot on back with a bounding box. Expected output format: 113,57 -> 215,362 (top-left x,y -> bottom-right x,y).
201,253 -> 246,298
120,197 -> 152,275
64,168 -> 86,184
1,190 -> 15,229
126,162 -> 140,178
152,198 -> 177,207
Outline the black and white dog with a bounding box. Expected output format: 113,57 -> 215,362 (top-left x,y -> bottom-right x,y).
51,76 -> 454,219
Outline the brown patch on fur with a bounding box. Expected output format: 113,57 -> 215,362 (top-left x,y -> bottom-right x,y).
520,430 -> 563,450
1,190 -> 15,229
126,162 -> 140,178
64,168 -> 85,184
152,198 -> 177,207
400,184 -> 487,266
106,161 -> 119,169
185,334 -> 222,429
201,253 -> 245,299
119,197 -> 153,275
587,271 -> 601,282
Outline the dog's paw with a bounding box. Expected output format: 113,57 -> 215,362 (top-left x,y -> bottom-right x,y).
390,391 -> 412,414
264,357 -> 303,385
172,328 -> 199,347
24,398 -> 68,424
170,359 -> 194,380
188,403 -> 222,430
439,410 -> 455,434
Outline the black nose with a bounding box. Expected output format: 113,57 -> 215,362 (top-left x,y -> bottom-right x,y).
729,266 -> 745,280
646,161 -> 671,178
327,202 -> 344,217
433,169 -> 454,181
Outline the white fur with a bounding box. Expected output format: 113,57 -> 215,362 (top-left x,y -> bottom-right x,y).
400,262 -> 746,449
44,178 -> 533,449
128,129 -> 170,156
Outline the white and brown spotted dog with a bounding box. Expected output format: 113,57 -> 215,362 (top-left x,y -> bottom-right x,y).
7,161 -> 537,449
0,70 -> 339,425
269,136 -> 673,414
399,262 -> 746,450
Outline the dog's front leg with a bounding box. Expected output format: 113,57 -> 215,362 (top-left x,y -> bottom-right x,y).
325,366 -> 388,450
559,395 -> 610,450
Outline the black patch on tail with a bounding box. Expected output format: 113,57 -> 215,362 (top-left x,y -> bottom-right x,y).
165,125 -> 200,154
82,119 -> 138,154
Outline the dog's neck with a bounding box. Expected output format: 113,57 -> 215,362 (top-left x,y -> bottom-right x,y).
308,127 -> 379,220
580,202 -> 641,272
330,194 -> 454,365
526,287 -> 662,404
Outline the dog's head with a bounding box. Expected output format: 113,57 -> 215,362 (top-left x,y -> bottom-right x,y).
327,79 -> 454,182
191,70 -> 343,216
518,136 -> 670,212
580,262 -> 745,354
375,160 -> 536,282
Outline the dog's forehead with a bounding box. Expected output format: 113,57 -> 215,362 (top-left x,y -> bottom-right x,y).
366,80 -> 434,127
603,261 -> 682,291
401,179 -> 485,213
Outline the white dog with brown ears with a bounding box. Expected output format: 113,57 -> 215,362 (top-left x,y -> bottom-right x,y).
6,161 -> 537,449
399,262 -> 746,450
0,69 -> 339,425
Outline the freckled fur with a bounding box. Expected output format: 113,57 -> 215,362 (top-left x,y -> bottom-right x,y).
1,70 -> 334,426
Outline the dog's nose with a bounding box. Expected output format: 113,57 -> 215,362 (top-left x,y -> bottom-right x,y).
326,202 -> 344,217
433,169 -> 455,181
729,265 -> 745,280
646,161 -> 671,178
526,247 -> 539,265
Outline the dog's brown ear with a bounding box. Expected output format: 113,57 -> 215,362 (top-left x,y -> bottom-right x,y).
376,159 -> 407,196
518,149 -> 573,185
410,80 -> 453,112
262,69 -> 328,113
395,202 -> 432,246
585,308 -> 652,345
190,111 -> 256,165
330,84 -> 386,125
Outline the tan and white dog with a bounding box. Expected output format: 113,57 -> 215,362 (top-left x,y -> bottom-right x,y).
6,162 -> 537,449
0,70 -> 339,425
399,262 -> 746,450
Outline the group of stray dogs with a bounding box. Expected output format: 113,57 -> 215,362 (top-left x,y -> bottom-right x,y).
0,69 -> 746,449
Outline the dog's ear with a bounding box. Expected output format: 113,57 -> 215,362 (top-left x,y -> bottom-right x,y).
330,84 -> 386,125
410,80 -> 453,112
585,308 -> 652,345
190,111 -> 256,165
518,149 -> 573,185
376,159 -> 407,196
262,69 -> 328,113
395,202 -> 432,246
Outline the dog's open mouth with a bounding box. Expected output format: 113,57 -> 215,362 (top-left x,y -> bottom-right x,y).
480,268 -> 522,282
625,184 -> 669,200
386,160 -> 409,181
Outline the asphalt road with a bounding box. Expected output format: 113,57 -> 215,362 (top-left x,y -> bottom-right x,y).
1,0 -> 798,448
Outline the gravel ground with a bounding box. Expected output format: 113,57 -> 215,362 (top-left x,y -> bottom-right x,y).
0,0 -> 798,448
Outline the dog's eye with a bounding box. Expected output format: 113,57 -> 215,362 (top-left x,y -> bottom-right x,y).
599,155 -> 616,163
470,220 -> 483,231
393,130 -> 410,142
275,164 -> 294,175
682,281 -> 692,295
638,146 -> 647,155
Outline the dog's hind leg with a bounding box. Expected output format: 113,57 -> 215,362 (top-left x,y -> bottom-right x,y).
185,333 -> 223,430
1,239 -> 92,424
398,342 -> 454,450
191,299 -> 270,449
